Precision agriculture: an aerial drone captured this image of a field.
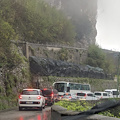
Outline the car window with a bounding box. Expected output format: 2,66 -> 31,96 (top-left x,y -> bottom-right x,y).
113,91 -> 119,95
94,93 -> 101,96
77,93 -> 86,96
42,90 -> 52,96
103,93 -> 107,96
22,90 -> 39,95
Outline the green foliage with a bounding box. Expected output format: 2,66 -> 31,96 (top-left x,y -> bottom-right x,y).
0,19 -> 15,47
55,101 -> 92,112
85,44 -> 114,74
58,48 -> 69,61
21,68 -> 30,78
6,0 -> 75,44
55,100 -> 120,118
0,96 -> 18,110
0,0 -> 76,68
43,49 -> 49,57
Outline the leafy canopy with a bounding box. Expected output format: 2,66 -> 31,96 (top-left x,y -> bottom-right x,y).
85,44 -> 114,74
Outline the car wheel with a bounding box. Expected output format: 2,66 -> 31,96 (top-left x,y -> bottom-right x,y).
19,106 -> 23,111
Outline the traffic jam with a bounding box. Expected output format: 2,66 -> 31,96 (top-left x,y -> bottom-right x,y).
18,81 -> 119,111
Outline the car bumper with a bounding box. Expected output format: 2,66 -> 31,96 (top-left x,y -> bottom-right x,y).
19,101 -> 42,107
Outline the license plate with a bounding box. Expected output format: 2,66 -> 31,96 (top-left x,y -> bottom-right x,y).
26,101 -> 33,104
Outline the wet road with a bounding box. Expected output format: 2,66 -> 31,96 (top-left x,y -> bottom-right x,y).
0,107 -> 51,120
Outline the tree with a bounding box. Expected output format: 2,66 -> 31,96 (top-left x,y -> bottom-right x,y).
12,0 -> 76,44
85,44 -> 114,74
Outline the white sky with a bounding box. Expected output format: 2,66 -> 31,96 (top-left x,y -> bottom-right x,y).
96,0 -> 120,52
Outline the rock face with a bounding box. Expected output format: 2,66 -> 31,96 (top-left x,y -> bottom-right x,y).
29,56 -> 113,80
44,0 -> 97,48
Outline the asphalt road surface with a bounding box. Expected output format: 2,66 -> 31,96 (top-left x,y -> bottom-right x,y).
0,107 -> 51,120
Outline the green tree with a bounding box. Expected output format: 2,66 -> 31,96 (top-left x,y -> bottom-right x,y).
12,0 -> 76,44
0,18 -> 16,65
85,44 -> 114,74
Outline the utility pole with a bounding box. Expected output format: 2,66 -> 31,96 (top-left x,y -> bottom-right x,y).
117,53 -> 120,97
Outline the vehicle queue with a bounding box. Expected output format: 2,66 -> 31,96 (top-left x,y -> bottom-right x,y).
18,81 -> 120,111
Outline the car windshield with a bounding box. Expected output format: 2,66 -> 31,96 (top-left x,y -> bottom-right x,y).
22,90 -> 39,95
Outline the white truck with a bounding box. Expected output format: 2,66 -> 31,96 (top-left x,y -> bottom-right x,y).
104,89 -> 119,98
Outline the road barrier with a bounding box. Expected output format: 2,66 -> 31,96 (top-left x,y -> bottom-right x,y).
51,100 -> 120,120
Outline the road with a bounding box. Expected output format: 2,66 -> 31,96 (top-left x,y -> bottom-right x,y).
0,107 -> 51,120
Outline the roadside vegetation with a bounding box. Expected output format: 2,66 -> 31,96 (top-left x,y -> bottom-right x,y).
85,44 -> 115,75
55,100 -> 120,118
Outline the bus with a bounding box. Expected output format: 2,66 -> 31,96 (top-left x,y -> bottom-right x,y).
53,81 -> 91,96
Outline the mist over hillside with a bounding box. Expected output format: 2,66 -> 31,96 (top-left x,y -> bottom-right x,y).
45,0 -> 97,48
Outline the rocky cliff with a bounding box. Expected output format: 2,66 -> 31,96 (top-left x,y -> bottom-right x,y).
44,0 -> 97,48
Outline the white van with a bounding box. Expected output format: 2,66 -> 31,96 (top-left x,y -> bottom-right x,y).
104,89 -> 119,98
94,91 -> 109,99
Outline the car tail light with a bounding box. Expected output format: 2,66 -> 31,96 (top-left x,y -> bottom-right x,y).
84,94 -> 87,97
37,96 -> 41,99
19,95 -> 22,99
43,88 -> 47,90
51,93 -> 54,97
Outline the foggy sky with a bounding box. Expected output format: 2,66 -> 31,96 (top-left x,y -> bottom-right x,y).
96,0 -> 120,52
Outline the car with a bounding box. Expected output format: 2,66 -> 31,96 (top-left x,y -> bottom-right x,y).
41,88 -> 59,105
61,93 -> 73,101
76,92 -> 87,100
94,91 -> 109,99
76,92 -> 99,100
18,88 -> 45,111
86,92 -> 100,100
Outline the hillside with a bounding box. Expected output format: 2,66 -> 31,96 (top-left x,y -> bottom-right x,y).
45,0 -> 97,48
0,0 -> 117,111
0,0 -> 75,46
